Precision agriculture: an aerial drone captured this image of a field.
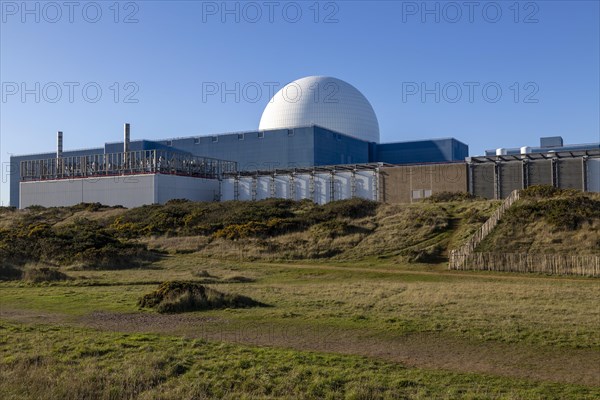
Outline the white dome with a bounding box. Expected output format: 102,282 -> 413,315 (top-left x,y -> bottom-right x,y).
259,76 -> 380,143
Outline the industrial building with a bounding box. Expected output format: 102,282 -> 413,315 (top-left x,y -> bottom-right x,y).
9,76 -> 600,209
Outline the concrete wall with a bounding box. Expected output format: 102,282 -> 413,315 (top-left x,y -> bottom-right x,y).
379,163 -> 468,203
20,174 -> 219,209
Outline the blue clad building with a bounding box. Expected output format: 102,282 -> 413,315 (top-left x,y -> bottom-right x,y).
9,76 -> 470,207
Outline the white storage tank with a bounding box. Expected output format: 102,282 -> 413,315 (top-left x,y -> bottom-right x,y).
496,148 -> 507,156
520,146 -> 532,154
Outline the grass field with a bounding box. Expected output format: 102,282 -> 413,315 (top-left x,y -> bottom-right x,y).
1,255 -> 599,399
1,194 -> 599,398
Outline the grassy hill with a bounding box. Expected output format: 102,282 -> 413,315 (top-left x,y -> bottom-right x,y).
477,187 -> 600,255
1,188 -> 600,399
1,187 -> 598,278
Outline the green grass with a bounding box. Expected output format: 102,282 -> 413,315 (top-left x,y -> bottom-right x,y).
2,193 -> 599,398
1,321 -> 598,400
1,255 -> 598,349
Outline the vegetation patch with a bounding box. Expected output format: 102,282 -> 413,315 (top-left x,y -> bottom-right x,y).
0,262 -> 23,281
0,217 -> 158,269
424,191 -> 480,203
505,195 -> 600,231
520,185 -> 580,199
23,267 -> 71,283
138,281 -> 266,313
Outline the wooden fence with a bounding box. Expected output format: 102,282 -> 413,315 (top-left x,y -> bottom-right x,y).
450,252 -> 600,277
450,189 -> 520,264
449,189 -> 599,277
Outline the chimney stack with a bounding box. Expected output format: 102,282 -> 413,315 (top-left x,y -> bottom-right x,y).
57,131 -> 63,159
124,123 -> 130,153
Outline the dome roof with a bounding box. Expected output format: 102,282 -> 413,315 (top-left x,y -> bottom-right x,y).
258,76 -> 380,143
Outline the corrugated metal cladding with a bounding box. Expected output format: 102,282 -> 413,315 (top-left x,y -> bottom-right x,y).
557,158 -> 584,190
221,170 -> 378,205
528,160 -> 553,186
499,162 -> 523,198
468,156 -> 598,199
379,164 -> 468,203
20,174 -> 219,209
588,159 -> 600,192
471,164 -> 495,199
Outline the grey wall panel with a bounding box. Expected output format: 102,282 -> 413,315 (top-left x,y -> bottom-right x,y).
20,174 -> 220,208
221,178 -> 235,201
557,159 -> 583,190
528,160 -> 552,186
20,175 -> 155,208
155,175 -> 219,204
587,158 -> 600,192
499,162 -> 523,198
472,164 -> 495,199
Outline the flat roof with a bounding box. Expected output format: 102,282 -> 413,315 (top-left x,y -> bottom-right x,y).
468,149 -> 600,163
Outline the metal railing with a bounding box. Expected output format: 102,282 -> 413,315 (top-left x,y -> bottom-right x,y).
20,150 -> 237,181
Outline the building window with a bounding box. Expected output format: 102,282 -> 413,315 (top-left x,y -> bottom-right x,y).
194,138 -> 200,144
211,136 -> 218,143
258,132 -> 264,139
336,133 -> 342,141
238,133 -> 244,140
166,140 -> 172,146
424,190 -> 432,198
288,129 -> 294,136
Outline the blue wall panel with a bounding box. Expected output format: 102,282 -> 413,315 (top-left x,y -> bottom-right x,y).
9,126 -> 469,207
375,138 -> 468,164
313,126 -> 370,166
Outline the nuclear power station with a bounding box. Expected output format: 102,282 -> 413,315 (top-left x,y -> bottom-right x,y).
10,76 -> 600,209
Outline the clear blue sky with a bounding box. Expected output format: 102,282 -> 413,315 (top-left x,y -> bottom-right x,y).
1,0 -> 599,205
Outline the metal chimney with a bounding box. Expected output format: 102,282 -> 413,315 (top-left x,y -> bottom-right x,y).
124,123 -> 130,153
57,131 -> 63,159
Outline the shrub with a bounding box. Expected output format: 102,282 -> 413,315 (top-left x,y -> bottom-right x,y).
138,281 -> 266,313
306,199 -> 378,222
0,263 -> 23,281
0,206 -> 16,214
69,202 -> 109,212
520,185 -> 580,199
424,192 -> 479,203
23,267 -> 70,283
73,245 -> 159,270
505,195 -> 600,230
401,244 -> 444,263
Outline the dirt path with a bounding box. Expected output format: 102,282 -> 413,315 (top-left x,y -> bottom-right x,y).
2,308 -> 598,387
